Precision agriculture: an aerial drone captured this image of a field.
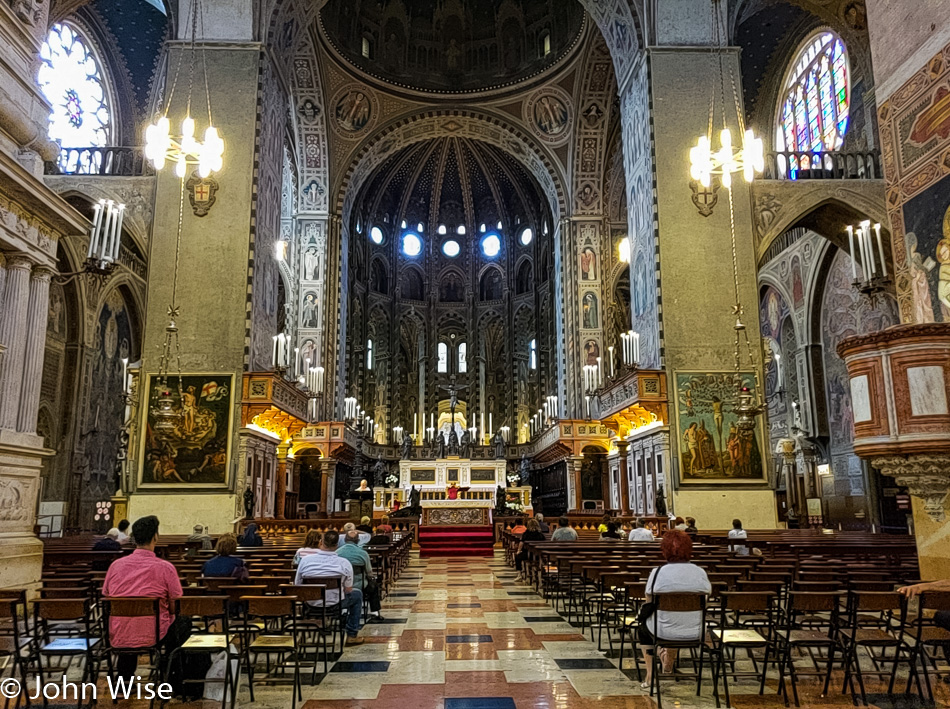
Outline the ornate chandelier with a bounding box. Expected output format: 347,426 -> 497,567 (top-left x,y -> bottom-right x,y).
143,0 -> 223,177
688,0 -> 763,189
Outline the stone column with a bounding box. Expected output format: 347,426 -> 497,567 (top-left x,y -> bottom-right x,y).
274,441 -> 289,519
17,266 -> 53,433
0,256 -> 33,430
320,459 -> 337,514
567,455 -> 583,511
616,439 -> 631,515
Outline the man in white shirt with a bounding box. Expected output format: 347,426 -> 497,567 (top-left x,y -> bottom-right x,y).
337,522 -> 371,547
628,518 -> 655,542
116,519 -> 131,544
728,518 -> 749,556
295,529 -> 364,645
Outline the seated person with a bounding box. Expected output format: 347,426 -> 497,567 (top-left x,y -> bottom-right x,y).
672,516 -> 687,531
639,530 -> 711,689
515,518 -> 546,570
238,522 -> 263,547
93,528 -> 123,551
201,534 -> 248,581
337,530 -> 384,622
375,515 -> 394,539
510,518 -> 527,535
550,516 -> 577,541
628,518 -> 655,542
116,519 -> 131,544
337,522 -> 371,547
187,524 -> 213,551
295,529 -> 364,646
535,514 -> 550,533
102,516 -> 203,691
684,517 -> 698,537
728,518 -> 749,556
293,529 -> 323,566
597,514 -> 611,533
600,522 -> 623,540
356,516 -> 374,534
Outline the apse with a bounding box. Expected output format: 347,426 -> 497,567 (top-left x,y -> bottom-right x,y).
344,136 -> 557,446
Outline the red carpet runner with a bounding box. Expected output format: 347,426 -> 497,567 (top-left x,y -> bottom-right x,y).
417,525 -> 495,557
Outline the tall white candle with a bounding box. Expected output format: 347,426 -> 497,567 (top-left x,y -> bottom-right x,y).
846,225 -> 857,280
874,223 -> 887,277
608,346 -> 615,377
862,222 -> 876,277
88,201 -> 104,259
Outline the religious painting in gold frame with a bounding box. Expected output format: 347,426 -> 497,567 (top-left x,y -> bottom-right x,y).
672,371 -> 765,484
137,373 -> 234,489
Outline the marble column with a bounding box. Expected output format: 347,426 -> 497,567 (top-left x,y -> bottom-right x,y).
567,455 -> 583,511
616,440 -> 631,515
320,460 -> 337,514
17,266 -> 53,433
0,256 -> 32,430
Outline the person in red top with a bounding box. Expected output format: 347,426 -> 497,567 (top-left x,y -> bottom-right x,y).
102,515 -> 190,684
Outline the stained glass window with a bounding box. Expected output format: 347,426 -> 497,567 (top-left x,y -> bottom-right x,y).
776,32 -> 849,165
437,343 -> 448,373
38,23 -> 113,173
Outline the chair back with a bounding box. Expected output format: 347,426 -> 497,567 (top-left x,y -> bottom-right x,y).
177,595 -> 229,622
35,598 -> 91,621
245,595 -> 295,619
920,590 -> 950,613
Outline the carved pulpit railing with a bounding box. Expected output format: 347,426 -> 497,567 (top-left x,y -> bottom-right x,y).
589,368 -> 669,437
241,372 -> 311,438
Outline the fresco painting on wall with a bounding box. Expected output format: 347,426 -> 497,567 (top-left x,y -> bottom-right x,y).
139,374 -> 233,488
673,372 -> 765,483
903,176 -> 950,322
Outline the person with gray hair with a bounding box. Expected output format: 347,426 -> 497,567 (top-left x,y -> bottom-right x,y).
337,521 -> 370,547
337,530 -> 383,621
628,518 -> 655,542
535,513 -> 549,533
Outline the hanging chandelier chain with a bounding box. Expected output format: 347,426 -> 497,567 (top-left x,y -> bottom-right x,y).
185,0 -> 199,117
198,0 -> 213,127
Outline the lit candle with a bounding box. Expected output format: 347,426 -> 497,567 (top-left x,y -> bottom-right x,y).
121,358 -> 129,393
846,225 -> 856,280
585,395 -> 590,419
874,223 -> 887,277
489,413 -> 493,437
88,200 -> 104,260
608,346 -> 615,377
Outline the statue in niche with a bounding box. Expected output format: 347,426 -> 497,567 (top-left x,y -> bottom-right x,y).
243,486 -> 255,519
409,485 -> 421,510
495,485 -> 506,510
372,455 -> 387,487
401,431 -> 413,461
437,432 -> 446,459
582,292 -> 599,329
492,430 -> 506,459
446,38 -> 461,71
519,453 -> 531,486
460,429 -> 471,458
655,484 -> 667,516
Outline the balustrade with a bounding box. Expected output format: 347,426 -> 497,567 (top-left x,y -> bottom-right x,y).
763,150 -> 880,180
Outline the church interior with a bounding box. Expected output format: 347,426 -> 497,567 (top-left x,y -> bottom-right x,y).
2,0 -> 950,706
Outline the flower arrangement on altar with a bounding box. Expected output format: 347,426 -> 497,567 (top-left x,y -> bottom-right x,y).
506,472 -> 520,486
385,472 -> 399,487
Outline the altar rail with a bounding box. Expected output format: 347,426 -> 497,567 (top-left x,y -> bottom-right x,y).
421,490 -> 494,501
251,517 -> 420,544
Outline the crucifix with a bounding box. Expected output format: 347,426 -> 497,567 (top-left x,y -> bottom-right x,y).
439,375 -> 469,433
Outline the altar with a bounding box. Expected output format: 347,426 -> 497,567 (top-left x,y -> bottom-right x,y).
397,458 -> 514,525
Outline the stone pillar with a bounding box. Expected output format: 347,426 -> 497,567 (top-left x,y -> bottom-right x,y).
616,439 -> 631,515
17,266 -> 53,432
321,459 -> 337,514
274,441 -> 289,519
567,455 -> 583,511
0,256 -> 32,430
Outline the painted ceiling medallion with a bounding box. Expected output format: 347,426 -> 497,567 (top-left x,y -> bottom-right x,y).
524,87 -> 573,146
329,84 -> 379,139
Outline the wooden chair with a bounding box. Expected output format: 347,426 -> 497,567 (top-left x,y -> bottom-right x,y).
165,596 -> 236,709
708,591 -> 777,707
32,598 -> 106,709
241,596 -> 301,709
102,597 -> 164,684
646,592 -> 716,709
776,591 -> 841,708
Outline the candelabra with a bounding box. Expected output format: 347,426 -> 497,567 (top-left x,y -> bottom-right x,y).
847,220 -> 890,297
57,199 -> 127,285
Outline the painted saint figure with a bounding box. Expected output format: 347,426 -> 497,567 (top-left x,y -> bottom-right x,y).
580,247 -> 596,280
582,292 -> 599,329
302,293 -> 318,328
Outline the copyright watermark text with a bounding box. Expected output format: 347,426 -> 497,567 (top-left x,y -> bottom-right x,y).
0,674 -> 172,701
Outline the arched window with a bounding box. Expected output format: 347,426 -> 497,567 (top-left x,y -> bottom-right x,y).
458,342 -> 467,373
437,342 -> 448,373
39,23 -> 113,173
366,339 -> 374,370
402,267 -> 424,301
516,260 -> 533,295
530,338 -> 537,370
776,31 -> 849,157
370,260 -> 388,294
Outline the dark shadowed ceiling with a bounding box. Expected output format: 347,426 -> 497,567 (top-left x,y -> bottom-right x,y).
319,0 -> 585,93
355,137 -> 548,232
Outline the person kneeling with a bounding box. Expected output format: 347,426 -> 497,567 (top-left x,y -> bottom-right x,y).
295,529 -> 365,645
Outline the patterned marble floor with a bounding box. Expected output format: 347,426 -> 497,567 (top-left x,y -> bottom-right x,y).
99,551 -> 950,709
